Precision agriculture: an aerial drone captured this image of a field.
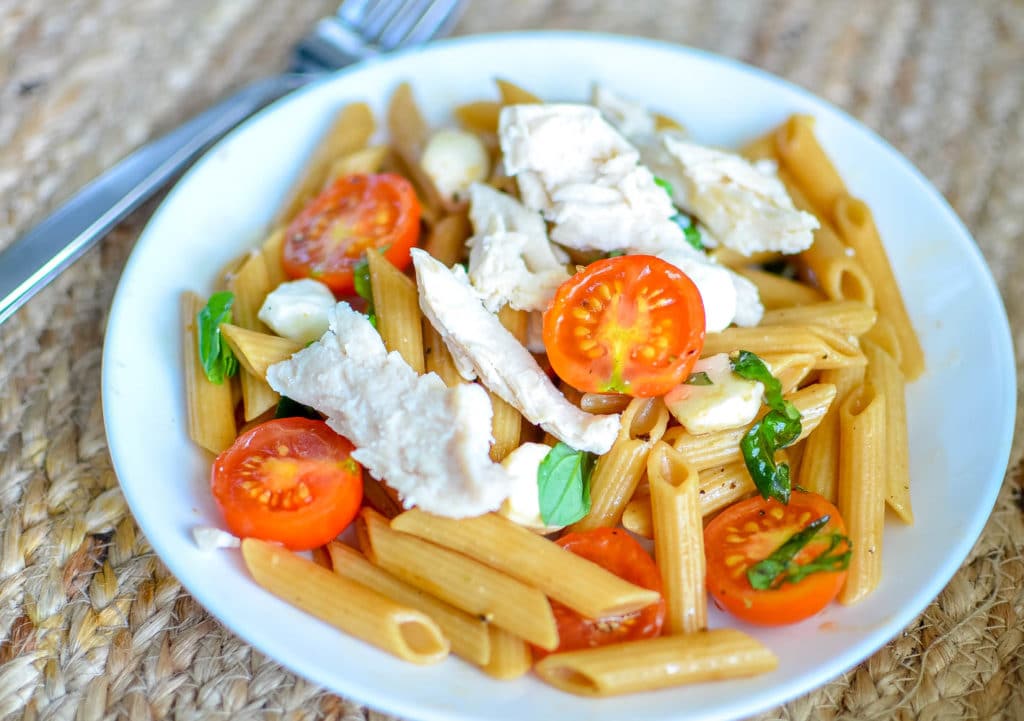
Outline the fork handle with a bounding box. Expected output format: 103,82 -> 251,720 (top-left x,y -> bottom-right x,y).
0,73 -> 310,325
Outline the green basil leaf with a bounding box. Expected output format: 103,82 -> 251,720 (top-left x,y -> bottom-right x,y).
275,396 -> 321,420
670,214 -> 706,251
653,176 -> 674,197
196,291 -> 239,385
732,350 -> 803,503
747,515 -> 852,590
684,371 -> 713,386
353,257 -> 377,329
537,442 -> 596,526
605,249 -> 626,258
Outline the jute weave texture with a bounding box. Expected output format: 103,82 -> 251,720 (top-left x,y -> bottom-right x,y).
1,1 -> 1022,719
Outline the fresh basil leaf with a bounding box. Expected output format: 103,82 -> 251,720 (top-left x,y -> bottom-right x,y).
196,291 -> 238,385
537,442 -> 596,526
684,371 -> 713,386
732,350 -> 803,503
274,396 -> 321,420
353,257 -> 377,329
747,515 -> 852,590
606,249 -> 627,258
670,214 -> 706,251
653,176 -> 674,197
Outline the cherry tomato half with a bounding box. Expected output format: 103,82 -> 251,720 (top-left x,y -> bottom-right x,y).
704,491 -> 850,626
282,173 -> 421,294
211,418 -> 363,551
537,528 -> 665,657
542,255 -> 705,397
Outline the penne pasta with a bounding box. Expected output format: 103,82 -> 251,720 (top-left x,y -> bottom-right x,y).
671,384 -> 836,471
455,100 -> 502,134
182,292 -> 237,454
862,314 -> 903,370
481,625 -> 532,680
781,170 -> 874,307
327,542 -> 491,666
647,443 -> 706,633
774,115 -> 846,223
863,340 -> 913,523
360,509 -> 559,650
390,510 -> 661,619
735,267 -> 827,309
423,320 -> 464,387
323,144 -> 389,187
424,212 -> 471,267
242,538 -> 449,664
273,101 -> 375,226
489,306 -> 528,460
260,228 -> 288,289
760,352 -> 819,394
797,365 -> 865,503
580,392 -> 632,415
837,384 -> 887,604
361,474 -> 405,520
707,247 -> 782,269
218,324 -> 302,380
534,630 -> 778,697
496,78 -> 541,104
760,300 -> 878,337
701,325 -> 865,370
367,249 -> 426,374
833,194 -> 925,379
228,251 -> 279,420
570,439 -> 649,531
387,83 -> 446,218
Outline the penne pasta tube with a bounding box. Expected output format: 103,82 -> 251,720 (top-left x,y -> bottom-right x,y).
496,78 -> 541,104
671,384 -> 836,471
740,129 -> 776,161
242,538 -> 449,665
837,384 -> 886,605
424,212 -> 471,268
367,249 -> 425,374
323,144 -> 389,187
489,306 -> 527,460
260,228 -> 288,289
781,170 -> 874,307
760,353 -> 818,394
423,321 -> 463,387
481,625 -> 532,680
387,83 -> 447,218
569,437 -> 650,532
647,443 -> 706,633
624,397 -> 671,443
700,325 -> 865,370
390,510 -> 661,619
218,324 -> 302,380
833,194 -> 925,379
182,292 -> 236,454
862,314 -> 903,370
797,365 -> 864,503
735,268 -> 827,309
455,101 -> 502,134
775,115 -> 846,222
361,474 -> 404,520
273,102 -> 375,226
534,630 -> 778,697
360,509 -> 559,650
707,247 -> 782,269
863,340 -> 913,523
760,300 -> 878,337
228,251 -> 279,420
327,542 -> 491,666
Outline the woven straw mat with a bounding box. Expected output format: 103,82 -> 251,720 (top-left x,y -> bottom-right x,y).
1,0 -> 1022,719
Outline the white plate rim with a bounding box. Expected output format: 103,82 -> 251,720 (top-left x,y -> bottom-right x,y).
101,30 -> 1017,721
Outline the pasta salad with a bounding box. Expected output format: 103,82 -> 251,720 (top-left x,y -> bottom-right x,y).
182,78 -> 922,697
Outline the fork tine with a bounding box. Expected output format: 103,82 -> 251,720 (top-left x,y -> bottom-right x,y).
378,0 -> 465,49
357,0 -> 411,40
336,0 -> 374,26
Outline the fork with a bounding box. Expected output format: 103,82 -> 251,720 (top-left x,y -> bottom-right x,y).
0,0 -> 466,326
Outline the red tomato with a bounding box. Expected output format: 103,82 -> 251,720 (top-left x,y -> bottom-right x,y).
282,173 -> 421,294
538,528 -> 666,657
211,418 -> 363,550
704,491 -> 850,626
542,255 -> 705,397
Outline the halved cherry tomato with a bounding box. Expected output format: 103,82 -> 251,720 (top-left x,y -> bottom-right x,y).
282,173 -> 421,294
704,491 -> 850,626
211,418 -> 363,550
542,255 -> 705,397
537,528 -> 665,657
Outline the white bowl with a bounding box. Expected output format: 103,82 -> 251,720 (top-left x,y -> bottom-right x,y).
102,31 -> 1016,721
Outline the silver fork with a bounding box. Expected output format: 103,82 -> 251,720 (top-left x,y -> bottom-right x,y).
0,0 -> 466,325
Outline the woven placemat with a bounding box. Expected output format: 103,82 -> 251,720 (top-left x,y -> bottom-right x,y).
1,0 -> 1022,718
